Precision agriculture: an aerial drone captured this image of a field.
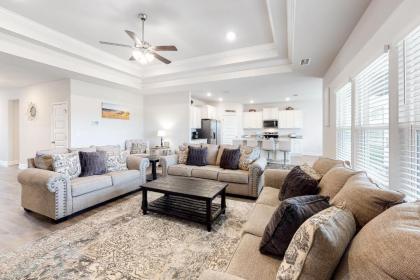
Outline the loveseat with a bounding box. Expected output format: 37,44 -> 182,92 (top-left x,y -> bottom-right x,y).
18,145 -> 149,221
200,158 -> 419,280
160,144 -> 267,198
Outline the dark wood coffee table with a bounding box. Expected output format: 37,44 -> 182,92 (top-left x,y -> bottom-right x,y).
141,176 -> 228,231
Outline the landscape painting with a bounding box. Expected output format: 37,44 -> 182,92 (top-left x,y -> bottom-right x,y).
101,102 -> 130,120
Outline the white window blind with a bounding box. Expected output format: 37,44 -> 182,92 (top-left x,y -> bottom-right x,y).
398,25 -> 420,200
336,83 -> 352,162
354,53 -> 389,187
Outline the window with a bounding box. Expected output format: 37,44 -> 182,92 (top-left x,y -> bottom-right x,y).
354,53 -> 389,187
336,83 -> 352,162
398,25 -> 420,199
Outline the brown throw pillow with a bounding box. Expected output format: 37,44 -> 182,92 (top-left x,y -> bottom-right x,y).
79,151 -> 107,177
260,195 -> 330,257
331,172 -> 405,228
186,146 -> 208,166
279,166 -> 320,200
220,148 -> 241,170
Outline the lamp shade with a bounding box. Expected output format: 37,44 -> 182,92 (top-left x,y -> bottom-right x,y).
157,130 -> 166,137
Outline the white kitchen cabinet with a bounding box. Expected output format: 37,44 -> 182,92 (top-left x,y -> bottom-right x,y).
278,110 -> 303,128
263,107 -> 278,120
243,112 -> 263,129
190,106 -> 202,128
201,105 -> 217,120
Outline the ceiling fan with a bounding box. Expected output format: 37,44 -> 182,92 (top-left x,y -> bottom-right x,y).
99,13 -> 177,65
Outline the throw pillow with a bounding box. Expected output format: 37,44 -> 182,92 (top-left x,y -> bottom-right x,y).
130,142 -> 147,154
260,195 -> 330,257
318,166 -> 360,199
177,144 -> 189,164
299,163 -> 322,181
186,146 -> 208,166
106,150 -> 129,172
331,172 -> 405,228
51,152 -> 82,179
312,157 -> 349,176
279,166 -> 319,201
334,202 -> 420,279
276,207 -> 356,280
216,144 -> 239,166
220,148 -> 241,170
34,155 -> 54,171
239,146 -> 260,171
79,151 -> 107,177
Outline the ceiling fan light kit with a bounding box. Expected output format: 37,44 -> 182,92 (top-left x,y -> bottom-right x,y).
99,13 -> 177,65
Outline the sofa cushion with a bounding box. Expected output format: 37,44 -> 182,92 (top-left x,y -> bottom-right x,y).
168,164 -> 193,177
319,167 -> 360,199
334,202 -> 420,280
260,195 -> 330,257
191,165 -> 221,180
243,204 -> 277,237
79,151 -> 107,177
312,157 -> 348,175
202,144 -> 219,165
51,152 -> 82,179
257,187 -> 280,207
277,207 -> 356,280
331,172 -> 405,228
216,144 -> 239,166
279,166 -> 319,200
187,146 -> 208,166
227,233 -> 281,280
220,148 -> 241,170
218,169 -> 249,184
107,170 -> 140,185
71,175 -> 113,196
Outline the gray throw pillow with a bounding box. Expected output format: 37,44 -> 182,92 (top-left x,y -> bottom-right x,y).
79,151 -> 107,177
220,148 -> 241,170
260,195 -> 330,257
186,146 -> 208,166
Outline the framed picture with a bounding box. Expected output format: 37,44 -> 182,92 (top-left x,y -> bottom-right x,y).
101,102 -> 130,120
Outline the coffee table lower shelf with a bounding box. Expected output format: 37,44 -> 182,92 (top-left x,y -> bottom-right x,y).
145,195 -> 224,231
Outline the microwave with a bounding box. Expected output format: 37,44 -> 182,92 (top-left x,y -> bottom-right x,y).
263,120 -> 278,128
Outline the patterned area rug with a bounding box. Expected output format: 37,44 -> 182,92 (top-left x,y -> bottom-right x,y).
0,193 -> 254,280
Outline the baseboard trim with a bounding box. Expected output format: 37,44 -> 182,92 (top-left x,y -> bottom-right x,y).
19,163 -> 28,169
0,160 -> 19,167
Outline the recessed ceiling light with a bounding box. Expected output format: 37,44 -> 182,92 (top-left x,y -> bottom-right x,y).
285,97 -> 291,102
250,100 -> 254,104
206,92 -> 212,97
218,97 -> 223,102
226,31 -> 237,42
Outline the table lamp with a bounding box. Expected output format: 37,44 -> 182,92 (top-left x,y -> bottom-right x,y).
157,130 -> 166,147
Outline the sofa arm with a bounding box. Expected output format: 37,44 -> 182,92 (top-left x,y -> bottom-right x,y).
127,155 -> 150,184
199,270 -> 246,280
160,154 -> 178,176
264,169 -> 290,190
18,168 -> 72,220
248,157 -> 267,197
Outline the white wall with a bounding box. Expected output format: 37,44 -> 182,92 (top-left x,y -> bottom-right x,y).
8,99 -> 19,163
0,89 -> 20,165
70,79 -> 143,148
323,0 -> 420,157
143,92 -> 191,148
243,99 -> 323,156
18,80 -> 70,165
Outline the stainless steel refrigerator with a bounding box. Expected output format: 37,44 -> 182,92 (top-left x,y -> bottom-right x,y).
199,119 -> 221,145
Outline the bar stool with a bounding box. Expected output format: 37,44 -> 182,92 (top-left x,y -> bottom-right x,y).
277,139 -> 291,165
262,139 -> 276,162
246,139 -> 259,148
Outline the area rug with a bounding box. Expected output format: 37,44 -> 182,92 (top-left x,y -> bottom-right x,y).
0,193 -> 254,280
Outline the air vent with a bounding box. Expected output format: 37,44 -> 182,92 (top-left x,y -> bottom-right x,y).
300,58 -> 311,66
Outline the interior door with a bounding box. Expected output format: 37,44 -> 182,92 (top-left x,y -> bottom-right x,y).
51,102 -> 68,148
222,113 -> 238,145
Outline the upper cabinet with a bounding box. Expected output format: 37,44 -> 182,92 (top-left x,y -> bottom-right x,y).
278,110 -> 303,128
243,112 -> 263,129
262,107 -> 278,120
191,106 -> 202,128
201,105 -> 217,120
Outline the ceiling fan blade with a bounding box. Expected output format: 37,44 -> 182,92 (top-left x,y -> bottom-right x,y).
125,30 -> 142,45
151,45 -> 178,51
150,51 -> 171,64
99,41 -> 132,48
129,56 -> 136,61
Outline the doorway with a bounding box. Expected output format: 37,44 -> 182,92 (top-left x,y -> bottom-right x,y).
51,102 -> 69,148
8,99 -> 19,166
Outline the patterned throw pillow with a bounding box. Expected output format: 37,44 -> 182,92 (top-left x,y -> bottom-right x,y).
106,150 -> 129,172
239,146 -> 260,171
51,152 -> 81,179
130,142 -> 147,154
276,207 -> 356,280
299,163 -> 322,181
178,144 -> 189,164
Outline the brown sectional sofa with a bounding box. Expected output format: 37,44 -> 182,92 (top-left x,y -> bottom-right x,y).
160,144 -> 267,198
200,158 -> 418,280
